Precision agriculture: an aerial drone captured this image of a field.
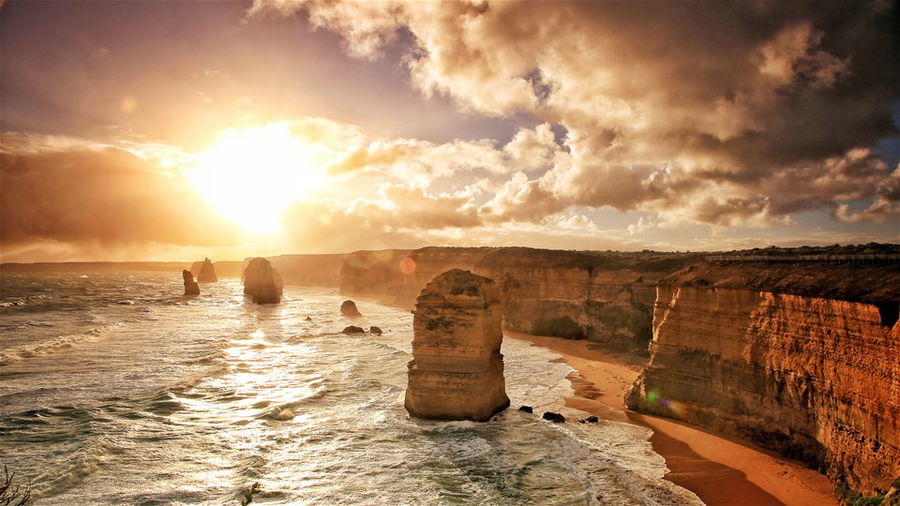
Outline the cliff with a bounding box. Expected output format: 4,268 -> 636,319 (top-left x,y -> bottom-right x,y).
268,254 -> 346,287
335,246 -> 698,352
405,269 -> 509,421
627,260 -> 900,494
473,248 -> 702,352
338,249 -> 414,302
339,248 -> 493,307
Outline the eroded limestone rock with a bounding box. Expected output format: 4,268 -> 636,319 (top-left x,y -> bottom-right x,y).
340,300 -> 361,316
197,257 -> 218,283
183,270 -> 199,295
243,257 -> 283,304
405,269 -> 509,421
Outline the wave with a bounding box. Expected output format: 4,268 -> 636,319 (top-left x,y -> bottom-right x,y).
0,323 -> 123,366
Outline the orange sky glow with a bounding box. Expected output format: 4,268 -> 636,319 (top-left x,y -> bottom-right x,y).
1,0 -> 898,262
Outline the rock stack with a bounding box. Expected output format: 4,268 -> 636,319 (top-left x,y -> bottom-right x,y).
197,257 -> 218,283
340,300 -> 361,316
405,269 -> 509,421
183,269 -> 200,295
243,257 -> 283,304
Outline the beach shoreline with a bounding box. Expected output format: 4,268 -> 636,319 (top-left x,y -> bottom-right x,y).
505,331 -> 837,506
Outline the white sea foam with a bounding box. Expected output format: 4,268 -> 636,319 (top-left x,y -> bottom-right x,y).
0,276 -> 699,505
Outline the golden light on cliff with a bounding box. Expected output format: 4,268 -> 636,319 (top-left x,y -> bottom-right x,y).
189,123 -> 328,234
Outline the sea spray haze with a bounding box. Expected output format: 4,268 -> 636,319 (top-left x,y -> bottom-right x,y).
0,272 -> 700,504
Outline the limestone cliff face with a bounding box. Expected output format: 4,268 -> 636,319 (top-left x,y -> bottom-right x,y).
628,262 -> 900,494
243,257 -> 283,304
268,254 -> 346,287
405,269 -> 509,421
339,249 -> 414,303
339,247 -> 493,308
335,246 -> 696,351
473,248 -> 700,352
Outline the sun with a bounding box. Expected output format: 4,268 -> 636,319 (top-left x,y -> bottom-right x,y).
188,123 -> 328,234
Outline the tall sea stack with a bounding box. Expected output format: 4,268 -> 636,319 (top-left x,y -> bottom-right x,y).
405,269 -> 509,421
183,270 -> 199,295
197,257 -> 217,282
243,257 -> 283,304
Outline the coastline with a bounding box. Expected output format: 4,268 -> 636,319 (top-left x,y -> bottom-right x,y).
505,331 -> 837,506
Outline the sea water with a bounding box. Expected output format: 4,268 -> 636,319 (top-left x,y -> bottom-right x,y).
0,272 -> 701,505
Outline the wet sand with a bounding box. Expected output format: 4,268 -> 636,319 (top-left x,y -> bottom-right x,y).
506,331 -> 837,506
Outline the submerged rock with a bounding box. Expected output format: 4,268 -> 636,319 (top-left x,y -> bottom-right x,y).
183,270 -> 199,295
579,416 -> 599,423
369,326 -> 383,336
197,257 -> 218,283
305,316 -> 313,322
542,411 -> 566,423
518,406 -> 534,413
405,269 -> 509,422
342,325 -> 365,335
243,257 -> 283,304
340,300 -> 361,316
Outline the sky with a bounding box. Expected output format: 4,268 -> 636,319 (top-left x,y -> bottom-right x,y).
1,0 -> 898,262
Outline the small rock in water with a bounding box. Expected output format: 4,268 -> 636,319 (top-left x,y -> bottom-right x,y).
273,408 -> 294,420
340,300 -> 361,317
369,326 -> 383,335
305,316 -> 312,322
518,406 -> 533,413
542,411 -> 566,423
579,416 -> 599,423
342,325 -> 365,335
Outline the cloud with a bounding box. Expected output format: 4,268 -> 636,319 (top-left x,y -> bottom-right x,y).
0,133 -> 238,255
250,0 -> 899,226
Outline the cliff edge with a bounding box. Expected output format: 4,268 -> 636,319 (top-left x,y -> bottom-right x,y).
627,259 -> 900,494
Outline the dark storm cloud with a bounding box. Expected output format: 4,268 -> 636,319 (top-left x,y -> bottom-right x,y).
252,0 -> 900,225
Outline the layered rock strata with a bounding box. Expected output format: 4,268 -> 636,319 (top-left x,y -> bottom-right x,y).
627,261 -> 900,494
405,269 -> 509,421
243,257 -> 283,304
473,248 -> 701,352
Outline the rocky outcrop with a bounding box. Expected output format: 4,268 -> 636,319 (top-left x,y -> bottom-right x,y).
182,269 -> 199,295
473,248 -> 701,352
196,257 -> 217,282
242,257 -> 283,304
342,325 -> 365,335
405,269 -> 509,421
340,300 -> 361,317
627,261 -> 900,494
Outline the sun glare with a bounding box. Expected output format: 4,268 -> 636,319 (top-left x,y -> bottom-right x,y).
189,123 -> 328,234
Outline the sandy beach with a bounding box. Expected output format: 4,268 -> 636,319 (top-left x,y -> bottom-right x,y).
505,331 -> 837,506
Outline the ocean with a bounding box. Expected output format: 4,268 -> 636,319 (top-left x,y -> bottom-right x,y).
0,272 -> 701,505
